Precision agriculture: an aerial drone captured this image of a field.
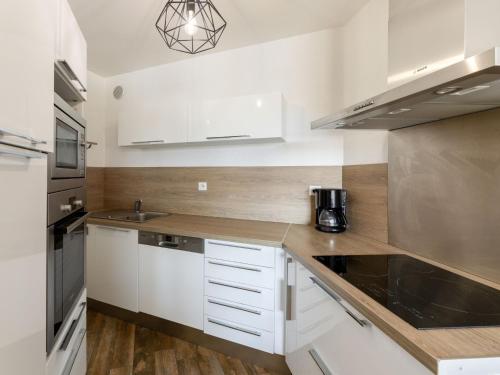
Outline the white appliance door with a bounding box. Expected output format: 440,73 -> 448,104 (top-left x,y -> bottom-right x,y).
0,145 -> 47,375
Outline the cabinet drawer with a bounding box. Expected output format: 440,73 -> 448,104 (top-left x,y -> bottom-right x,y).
205,258 -> 275,289
204,315 -> 274,353
204,297 -> 275,332
205,239 -> 275,267
205,278 -> 274,310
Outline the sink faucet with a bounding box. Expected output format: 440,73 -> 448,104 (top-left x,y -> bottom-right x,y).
134,199 -> 142,213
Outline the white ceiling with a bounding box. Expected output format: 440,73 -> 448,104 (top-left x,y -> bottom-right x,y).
68,0 -> 370,76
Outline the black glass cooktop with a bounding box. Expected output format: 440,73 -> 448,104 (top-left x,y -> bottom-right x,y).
313,254 -> 500,329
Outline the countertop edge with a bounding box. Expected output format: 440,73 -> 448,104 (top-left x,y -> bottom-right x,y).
86,216 -> 286,248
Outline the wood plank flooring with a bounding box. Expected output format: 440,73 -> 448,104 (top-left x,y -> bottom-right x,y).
87,309 -> 283,375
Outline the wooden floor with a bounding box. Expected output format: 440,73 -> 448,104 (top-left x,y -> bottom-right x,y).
87,309 -> 283,375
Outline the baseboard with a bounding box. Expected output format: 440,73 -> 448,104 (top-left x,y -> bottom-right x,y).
87,298 -> 290,374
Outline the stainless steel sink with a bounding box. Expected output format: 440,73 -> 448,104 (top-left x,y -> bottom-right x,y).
90,210 -> 169,223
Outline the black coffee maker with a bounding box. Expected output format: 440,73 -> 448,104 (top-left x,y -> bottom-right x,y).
313,188 -> 347,233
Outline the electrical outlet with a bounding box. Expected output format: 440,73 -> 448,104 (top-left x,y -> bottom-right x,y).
309,185 -> 321,196
198,182 -> 208,191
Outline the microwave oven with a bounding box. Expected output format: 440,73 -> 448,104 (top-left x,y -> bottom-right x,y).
48,94 -> 86,193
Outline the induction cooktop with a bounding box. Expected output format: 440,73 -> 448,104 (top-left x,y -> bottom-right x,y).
313,254 -> 500,330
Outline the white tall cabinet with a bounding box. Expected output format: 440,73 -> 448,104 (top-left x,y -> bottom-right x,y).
0,1 -> 55,374
0,0 -> 55,154
55,0 -> 87,101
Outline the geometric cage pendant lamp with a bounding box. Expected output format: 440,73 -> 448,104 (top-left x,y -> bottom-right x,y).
156,0 -> 227,54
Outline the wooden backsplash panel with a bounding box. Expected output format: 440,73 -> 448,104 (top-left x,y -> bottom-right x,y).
86,167 -> 105,211
103,166 -> 342,224
342,164 -> 388,243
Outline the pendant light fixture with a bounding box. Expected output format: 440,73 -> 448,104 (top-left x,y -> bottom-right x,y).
156,0 -> 227,54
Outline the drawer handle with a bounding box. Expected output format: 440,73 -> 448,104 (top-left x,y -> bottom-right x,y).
308,348 -> 333,375
208,280 -> 262,294
206,135 -> 251,140
207,299 -> 262,315
96,225 -> 131,233
207,241 -> 261,251
131,140 -> 165,144
207,318 -> 262,337
208,260 -> 262,272
310,276 -> 369,328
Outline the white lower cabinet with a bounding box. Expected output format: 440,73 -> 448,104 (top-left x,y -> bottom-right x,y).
203,239 -> 285,355
139,244 -> 204,330
86,225 -> 139,312
285,256 -> 433,375
204,316 -> 275,353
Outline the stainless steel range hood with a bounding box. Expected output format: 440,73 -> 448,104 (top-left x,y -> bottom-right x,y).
312,47 -> 500,130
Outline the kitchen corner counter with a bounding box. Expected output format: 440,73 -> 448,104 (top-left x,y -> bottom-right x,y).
87,213 -> 290,248
283,224 -> 500,374
86,212 -> 500,374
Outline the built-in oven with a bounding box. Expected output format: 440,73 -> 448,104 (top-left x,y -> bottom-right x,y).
47,186 -> 88,354
49,94 -> 86,193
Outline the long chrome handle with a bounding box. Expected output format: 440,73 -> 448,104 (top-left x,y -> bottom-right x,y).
96,225 -> 131,233
0,127 -> 47,145
286,257 -> 294,321
131,140 -> 165,144
207,299 -> 262,315
207,318 -> 262,337
310,276 -> 369,328
207,241 -> 261,251
208,260 -> 262,272
308,348 -> 333,375
60,302 -> 86,351
206,135 -> 251,140
208,280 -> 262,294
56,60 -> 87,93
0,145 -> 44,159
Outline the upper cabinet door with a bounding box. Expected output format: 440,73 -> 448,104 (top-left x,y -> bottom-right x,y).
118,95 -> 189,146
56,0 -> 87,100
0,0 -> 55,153
189,93 -> 285,143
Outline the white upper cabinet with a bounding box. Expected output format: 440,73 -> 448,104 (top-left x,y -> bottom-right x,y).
0,0 -> 55,153
117,92 -> 284,146
55,0 -> 87,101
118,96 -> 189,146
189,93 -> 285,143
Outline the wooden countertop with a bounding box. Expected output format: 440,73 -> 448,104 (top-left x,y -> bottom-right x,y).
87,212 -> 500,373
284,224 -> 500,374
87,213 -> 290,248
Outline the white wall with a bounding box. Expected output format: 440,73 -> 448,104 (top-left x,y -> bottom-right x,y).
101,29 -> 345,167
465,0 -> 500,57
341,0 -> 390,164
341,0 -> 389,107
86,12 -> 392,168
388,0 -> 464,87
83,71 -> 106,167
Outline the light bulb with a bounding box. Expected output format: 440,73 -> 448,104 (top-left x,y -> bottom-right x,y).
184,9 -> 198,36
